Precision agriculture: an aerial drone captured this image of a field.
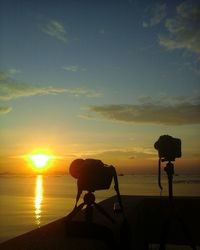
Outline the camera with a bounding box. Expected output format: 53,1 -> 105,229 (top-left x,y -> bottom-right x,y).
68,159 -> 124,228
154,135 -> 181,161
69,159 -> 115,192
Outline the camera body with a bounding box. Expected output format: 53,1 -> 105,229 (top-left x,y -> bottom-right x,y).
69,159 -> 114,192
154,135 -> 181,161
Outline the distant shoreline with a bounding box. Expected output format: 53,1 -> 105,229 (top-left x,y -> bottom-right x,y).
1,172 -> 200,176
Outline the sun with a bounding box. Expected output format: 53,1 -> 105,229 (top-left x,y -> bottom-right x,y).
28,153 -> 52,171
30,154 -> 50,168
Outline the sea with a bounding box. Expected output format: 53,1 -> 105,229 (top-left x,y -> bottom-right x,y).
0,174 -> 200,243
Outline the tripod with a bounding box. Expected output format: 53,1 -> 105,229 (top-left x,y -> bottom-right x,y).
66,191 -> 115,224
64,191 -> 118,249
159,161 -> 197,250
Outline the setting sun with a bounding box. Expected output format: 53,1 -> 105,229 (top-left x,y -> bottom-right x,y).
30,154 -> 50,168
28,153 -> 53,171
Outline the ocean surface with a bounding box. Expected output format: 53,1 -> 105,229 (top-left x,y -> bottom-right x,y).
0,174 -> 200,243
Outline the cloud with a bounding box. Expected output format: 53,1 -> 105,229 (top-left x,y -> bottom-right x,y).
39,19 -> 67,43
86,95 -> 200,125
7,68 -> 21,75
143,2 -> 167,27
0,72 -> 68,100
159,1 -> 200,55
65,87 -> 101,98
63,65 -> 79,72
0,106 -> 12,114
62,65 -> 86,72
0,71 -> 102,114
0,72 -> 101,100
81,149 -> 154,161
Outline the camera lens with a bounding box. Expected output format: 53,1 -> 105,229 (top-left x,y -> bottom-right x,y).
69,159 -> 84,179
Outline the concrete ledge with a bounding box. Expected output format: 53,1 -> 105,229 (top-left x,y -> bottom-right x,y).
0,196 -> 200,250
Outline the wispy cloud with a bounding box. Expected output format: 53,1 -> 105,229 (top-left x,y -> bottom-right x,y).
0,72 -> 67,100
143,2 -> 167,27
0,71 -> 102,114
7,68 -> 21,75
62,65 -> 86,72
81,148 -> 155,161
159,1 -> 200,56
0,72 -> 101,100
64,87 -> 101,98
85,95 -> 200,125
63,65 -> 79,72
0,106 -> 12,114
39,19 -> 67,43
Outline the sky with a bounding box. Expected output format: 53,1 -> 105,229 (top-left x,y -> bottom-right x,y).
0,0 -> 200,174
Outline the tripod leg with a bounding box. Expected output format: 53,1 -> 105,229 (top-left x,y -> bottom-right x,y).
159,215 -> 197,250
176,215 -> 197,250
85,205 -> 93,223
94,202 -> 115,223
159,218 -> 171,250
66,203 -> 85,222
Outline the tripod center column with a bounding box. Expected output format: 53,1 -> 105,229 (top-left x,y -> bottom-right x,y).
164,161 -> 174,200
84,192 -> 95,205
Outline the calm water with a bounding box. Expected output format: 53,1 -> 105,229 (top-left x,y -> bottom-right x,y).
0,174 -> 200,242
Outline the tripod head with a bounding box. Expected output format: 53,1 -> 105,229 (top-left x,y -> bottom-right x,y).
83,191 -> 96,206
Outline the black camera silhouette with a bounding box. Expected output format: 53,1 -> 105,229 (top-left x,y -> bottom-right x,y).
69,159 -> 116,192
154,135 -> 181,162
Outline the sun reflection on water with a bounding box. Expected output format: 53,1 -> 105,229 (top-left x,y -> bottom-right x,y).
35,175 -> 43,227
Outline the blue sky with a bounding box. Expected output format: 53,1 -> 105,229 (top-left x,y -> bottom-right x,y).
0,0 -> 200,174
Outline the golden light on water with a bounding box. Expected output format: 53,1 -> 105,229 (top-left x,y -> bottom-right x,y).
35,175 -> 43,226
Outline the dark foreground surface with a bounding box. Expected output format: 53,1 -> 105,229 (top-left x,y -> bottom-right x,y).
0,195 -> 200,250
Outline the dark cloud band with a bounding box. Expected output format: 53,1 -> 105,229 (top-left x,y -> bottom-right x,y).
88,97 -> 200,125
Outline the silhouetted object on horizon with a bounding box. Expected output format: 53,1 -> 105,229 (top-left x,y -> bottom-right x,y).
65,159 -> 131,249
154,135 -> 197,250
69,159 -> 123,213
154,134 -> 181,198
